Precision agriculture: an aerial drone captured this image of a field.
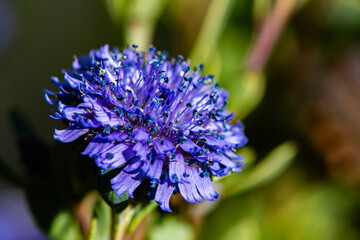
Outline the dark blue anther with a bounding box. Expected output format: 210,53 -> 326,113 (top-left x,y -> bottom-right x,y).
134,107 -> 143,115
145,116 -> 154,125
196,120 -> 203,126
103,125 -> 111,135
106,152 -> 114,160
184,66 -> 190,73
147,152 -> 153,161
150,179 -> 157,188
170,153 -> 176,159
117,94 -> 125,102
150,127 -> 157,134
179,137 -> 188,144
124,122 -> 132,130
183,173 -> 190,178
199,64 -> 204,71
171,174 -> 179,182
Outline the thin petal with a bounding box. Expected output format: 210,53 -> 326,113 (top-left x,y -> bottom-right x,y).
180,140 -> 201,154
191,168 -> 219,201
169,152 -> 186,183
131,126 -> 149,142
54,127 -> 88,143
153,137 -> 175,156
155,181 -> 175,212
178,165 -> 203,203
147,158 -> 164,180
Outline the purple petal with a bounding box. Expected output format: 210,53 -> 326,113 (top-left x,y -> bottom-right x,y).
180,140 -> 201,154
111,159 -> 150,198
44,93 -> 58,105
169,152 -> 186,183
95,143 -> 129,169
61,106 -> 87,121
153,137 -> 175,156
132,142 -> 149,161
190,167 -> 219,201
105,131 -> 128,142
63,72 -> 83,90
131,126 -> 149,142
206,152 -> 239,168
224,150 -> 243,160
155,180 -> 175,212
147,158 -> 164,180
178,165 -> 203,203
54,127 -> 89,143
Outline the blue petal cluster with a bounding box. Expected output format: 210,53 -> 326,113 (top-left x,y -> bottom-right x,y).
46,44 -> 247,212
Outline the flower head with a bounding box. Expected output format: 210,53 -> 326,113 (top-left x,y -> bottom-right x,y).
46,44 -> 247,212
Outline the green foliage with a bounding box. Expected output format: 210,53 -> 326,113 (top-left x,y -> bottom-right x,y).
48,211 -> 83,240
221,141 -> 298,198
97,168 -> 129,212
149,216 -> 195,240
88,199 -> 112,240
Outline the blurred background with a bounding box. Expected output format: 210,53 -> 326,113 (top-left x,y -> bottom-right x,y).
1,0 -> 360,239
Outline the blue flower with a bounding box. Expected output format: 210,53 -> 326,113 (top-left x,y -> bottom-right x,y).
45,44 -> 247,212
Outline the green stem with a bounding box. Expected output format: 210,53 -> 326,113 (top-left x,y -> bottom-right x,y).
111,205 -> 140,240
189,0 -> 235,64
128,201 -> 158,235
124,0 -> 169,49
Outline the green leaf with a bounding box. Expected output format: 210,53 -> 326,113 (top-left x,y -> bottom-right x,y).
88,199 -> 112,240
97,168 -> 130,212
189,0 -> 236,65
128,201 -> 158,234
48,210 -> 83,240
222,140 -> 298,198
228,71 -> 267,119
148,216 -> 194,240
